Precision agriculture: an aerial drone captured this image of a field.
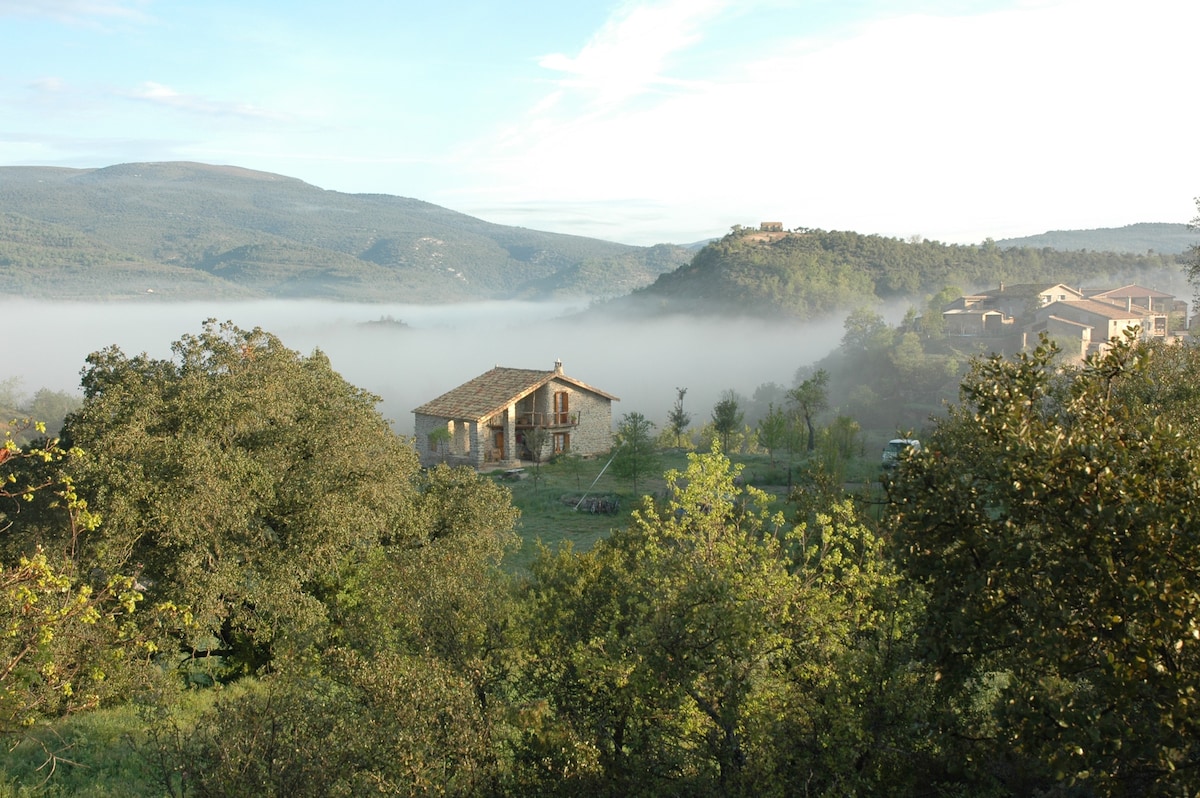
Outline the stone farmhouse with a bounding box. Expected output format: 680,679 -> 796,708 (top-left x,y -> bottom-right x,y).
412,360 -> 618,468
942,282 -> 1182,358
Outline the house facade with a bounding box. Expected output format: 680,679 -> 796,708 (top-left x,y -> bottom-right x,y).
943,283 -> 1085,326
412,360 -> 618,468
1085,284 -> 1181,336
1026,299 -> 1160,353
944,282 -> 1177,357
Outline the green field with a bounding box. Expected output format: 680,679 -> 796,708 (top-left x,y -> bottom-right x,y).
492,447 -> 887,571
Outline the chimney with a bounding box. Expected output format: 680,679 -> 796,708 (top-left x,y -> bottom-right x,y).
554,359 -> 563,374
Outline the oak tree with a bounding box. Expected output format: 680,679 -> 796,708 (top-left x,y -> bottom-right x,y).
890,334 -> 1200,794
60,320 -> 421,669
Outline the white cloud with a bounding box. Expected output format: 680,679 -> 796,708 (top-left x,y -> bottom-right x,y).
456,0 -> 1200,244
537,0 -> 734,105
125,81 -> 292,122
28,76 -> 67,93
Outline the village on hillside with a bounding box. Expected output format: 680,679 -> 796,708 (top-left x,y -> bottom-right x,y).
941,282 -> 1188,359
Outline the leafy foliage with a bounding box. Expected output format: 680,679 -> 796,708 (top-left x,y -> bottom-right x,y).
144,653 -> 495,798
787,369 -> 829,452
710,391 -> 744,453
610,412 -> 658,494
666,386 -> 691,448
56,320 -> 421,669
0,426 -> 167,740
522,446 -> 928,797
1186,197 -> 1200,296
890,333 -> 1200,794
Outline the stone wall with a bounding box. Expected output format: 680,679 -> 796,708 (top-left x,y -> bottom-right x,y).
565,386 -> 614,457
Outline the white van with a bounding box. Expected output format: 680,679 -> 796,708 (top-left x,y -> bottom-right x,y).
882,438 -> 921,469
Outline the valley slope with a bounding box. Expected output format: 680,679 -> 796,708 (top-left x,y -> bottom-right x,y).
0,162 -> 690,301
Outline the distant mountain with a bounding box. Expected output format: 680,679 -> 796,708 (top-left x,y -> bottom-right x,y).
590,226 -> 1189,320
0,162 -> 691,301
995,223 -> 1197,255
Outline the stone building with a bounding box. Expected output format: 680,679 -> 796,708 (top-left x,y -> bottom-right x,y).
412,360 -> 618,468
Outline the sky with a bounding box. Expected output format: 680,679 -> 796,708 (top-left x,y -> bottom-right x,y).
1,0 -> 1197,246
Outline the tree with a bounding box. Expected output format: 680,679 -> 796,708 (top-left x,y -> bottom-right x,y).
755,403 -> 790,465
523,425 -> 550,492
58,320 -> 421,671
813,415 -> 862,485
666,386 -> 691,448
1185,197 -> 1200,294
839,307 -> 891,354
525,447 -> 798,794
610,412 -> 658,494
428,426 -> 452,463
23,389 -> 82,437
140,464 -> 521,797
710,390 -> 743,453
146,649 -> 495,798
919,285 -> 962,338
0,377 -> 23,410
787,369 -> 829,452
523,446 -> 925,796
0,424 -> 169,741
747,381 -> 787,427
889,333 -> 1200,794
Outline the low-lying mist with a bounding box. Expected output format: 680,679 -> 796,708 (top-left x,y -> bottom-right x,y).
3,299 -> 849,436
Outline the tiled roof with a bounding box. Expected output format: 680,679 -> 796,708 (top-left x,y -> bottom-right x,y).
1087,284 -> 1175,300
1043,315 -> 1093,331
1042,298 -> 1148,321
943,308 -> 1003,316
981,282 -> 1079,298
413,366 -> 618,422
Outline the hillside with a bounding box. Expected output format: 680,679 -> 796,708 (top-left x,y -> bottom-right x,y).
592,226 -> 1191,320
0,162 -> 691,301
995,222 -> 1197,254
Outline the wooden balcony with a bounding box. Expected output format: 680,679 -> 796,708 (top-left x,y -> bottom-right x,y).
511,411 -> 578,429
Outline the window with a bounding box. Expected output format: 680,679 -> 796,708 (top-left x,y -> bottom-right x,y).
553,391 -> 569,424
553,432 -> 569,454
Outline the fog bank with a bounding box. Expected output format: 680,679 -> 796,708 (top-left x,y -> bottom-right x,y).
1,299 -> 848,435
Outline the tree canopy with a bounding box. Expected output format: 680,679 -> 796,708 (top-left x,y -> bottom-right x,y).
889,333 -> 1200,794
57,320 -> 421,666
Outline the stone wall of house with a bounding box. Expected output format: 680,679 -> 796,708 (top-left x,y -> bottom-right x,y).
413,413 -> 443,464
567,388 -> 614,457
414,413 -> 478,467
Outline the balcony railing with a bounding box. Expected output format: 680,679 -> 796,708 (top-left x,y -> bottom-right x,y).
513,411 -> 578,428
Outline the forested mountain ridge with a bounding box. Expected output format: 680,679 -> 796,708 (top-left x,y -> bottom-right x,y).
601,226 -> 1191,319
995,222 -> 1195,254
0,162 -> 691,301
